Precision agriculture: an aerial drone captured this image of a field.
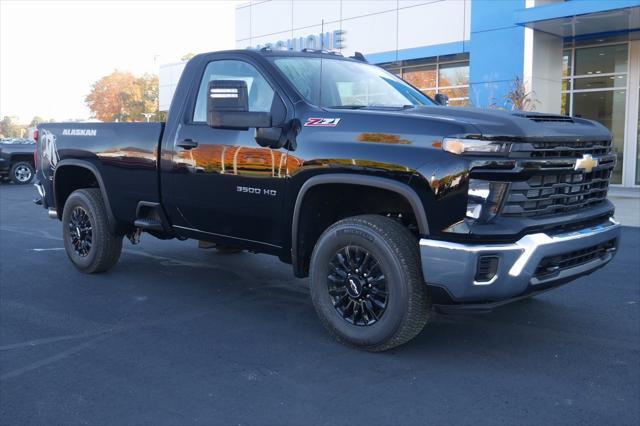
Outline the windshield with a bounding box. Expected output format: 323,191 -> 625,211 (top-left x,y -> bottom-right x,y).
271,57 -> 435,108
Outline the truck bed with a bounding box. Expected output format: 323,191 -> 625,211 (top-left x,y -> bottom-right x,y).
37,122 -> 164,224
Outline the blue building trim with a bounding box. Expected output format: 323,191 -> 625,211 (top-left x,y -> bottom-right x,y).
468,0 -> 526,108
367,41 -> 469,65
514,0 -> 640,25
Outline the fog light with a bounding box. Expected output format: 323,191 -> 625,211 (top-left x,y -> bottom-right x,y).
475,255 -> 499,283
466,179 -> 508,222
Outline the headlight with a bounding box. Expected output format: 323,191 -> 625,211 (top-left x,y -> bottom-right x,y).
443,138 -> 509,155
466,179 -> 508,222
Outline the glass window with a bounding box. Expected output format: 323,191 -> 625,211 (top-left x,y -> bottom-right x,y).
562,49 -> 572,78
448,98 -> 469,107
402,65 -> 437,90
574,75 -> 627,90
564,41 -> 630,184
561,92 -> 570,116
637,88 -> 640,185
386,67 -> 402,77
380,56 -> 469,106
272,57 -> 434,108
573,89 -> 627,184
440,87 -> 469,100
574,44 -> 628,76
193,60 -> 275,122
438,62 -> 469,87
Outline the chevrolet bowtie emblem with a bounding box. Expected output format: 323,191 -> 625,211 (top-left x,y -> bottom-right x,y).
574,154 -> 598,173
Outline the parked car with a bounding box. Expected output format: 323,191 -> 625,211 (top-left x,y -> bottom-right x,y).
0,138 -> 36,184
34,49 -> 620,351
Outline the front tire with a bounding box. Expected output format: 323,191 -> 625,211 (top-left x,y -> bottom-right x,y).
309,214 -> 430,352
10,161 -> 34,184
62,188 -> 122,273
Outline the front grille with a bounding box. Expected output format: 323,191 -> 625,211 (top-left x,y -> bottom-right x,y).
534,239 -> 616,279
502,168 -> 611,217
510,139 -> 611,159
499,138 -> 614,218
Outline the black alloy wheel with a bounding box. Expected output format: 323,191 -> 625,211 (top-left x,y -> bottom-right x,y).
68,206 -> 93,257
328,245 -> 388,326
62,188 -> 123,273
310,214 -> 431,352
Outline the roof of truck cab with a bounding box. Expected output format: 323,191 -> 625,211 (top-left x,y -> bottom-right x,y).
196,49 -> 362,62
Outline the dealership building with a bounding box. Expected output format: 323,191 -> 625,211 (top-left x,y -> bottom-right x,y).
160,0 -> 640,189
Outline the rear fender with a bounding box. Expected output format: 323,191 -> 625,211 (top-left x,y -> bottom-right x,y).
53,159 -> 119,233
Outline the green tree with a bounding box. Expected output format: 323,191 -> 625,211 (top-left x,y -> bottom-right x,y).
0,116 -> 21,138
30,116 -> 45,127
136,74 -> 161,121
181,52 -> 195,61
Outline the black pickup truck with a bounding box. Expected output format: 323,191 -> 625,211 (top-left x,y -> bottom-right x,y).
35,49 -> 620,351
1,138 -> 36,184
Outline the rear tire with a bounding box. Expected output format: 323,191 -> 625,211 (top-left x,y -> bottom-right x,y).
309,214 -> 430,352
62,188 -> 122,273
9,161 -> 34,184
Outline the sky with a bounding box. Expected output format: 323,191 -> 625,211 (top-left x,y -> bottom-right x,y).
0,0 -> 240,123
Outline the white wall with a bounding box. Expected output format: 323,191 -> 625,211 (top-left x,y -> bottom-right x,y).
160,0 -> 471,110
235,0 -> 471,57
159,62 -> 186,112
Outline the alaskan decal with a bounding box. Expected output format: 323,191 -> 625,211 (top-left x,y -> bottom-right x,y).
62,128 -> 97,136
39,129 -> 59,178
304,117 -> 341,127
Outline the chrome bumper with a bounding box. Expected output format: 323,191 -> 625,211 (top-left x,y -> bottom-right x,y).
34,182 -> 45,198
419,218 -> 621,303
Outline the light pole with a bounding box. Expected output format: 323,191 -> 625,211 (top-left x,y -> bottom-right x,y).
142,113 -> 155,122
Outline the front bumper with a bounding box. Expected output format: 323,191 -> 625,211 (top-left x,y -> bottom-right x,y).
420,218 -> 621,304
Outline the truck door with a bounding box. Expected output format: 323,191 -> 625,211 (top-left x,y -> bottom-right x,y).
165,59 -> 289,250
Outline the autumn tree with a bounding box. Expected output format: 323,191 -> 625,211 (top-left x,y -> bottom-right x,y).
85,70 -> 161,122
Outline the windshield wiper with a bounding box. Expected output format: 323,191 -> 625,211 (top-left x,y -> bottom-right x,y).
327,104 -> 416,110
368,104 -> 416,110
327,105 -> 368,109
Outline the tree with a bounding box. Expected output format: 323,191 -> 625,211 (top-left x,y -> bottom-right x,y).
137,73 -> 159,120
85,70 -> 161,122
30,116 -> 45,127
0,116 -> 22,138
181,52 -> 195,61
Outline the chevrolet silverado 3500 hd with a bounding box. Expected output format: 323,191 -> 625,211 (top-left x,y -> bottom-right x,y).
35,49 -> 620,351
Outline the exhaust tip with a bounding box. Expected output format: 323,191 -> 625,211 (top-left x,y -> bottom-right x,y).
47,208 -> 58,219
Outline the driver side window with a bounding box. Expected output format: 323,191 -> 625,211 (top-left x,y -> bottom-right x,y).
193,60 -> 275,122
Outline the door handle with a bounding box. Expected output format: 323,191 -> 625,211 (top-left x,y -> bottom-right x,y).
177,139 -> 198,150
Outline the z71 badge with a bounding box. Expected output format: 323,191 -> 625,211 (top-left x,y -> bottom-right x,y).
304,117 -> 341,127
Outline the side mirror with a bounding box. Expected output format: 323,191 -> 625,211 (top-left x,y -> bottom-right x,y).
207,80 -> 271,130
435,93 -> 449,106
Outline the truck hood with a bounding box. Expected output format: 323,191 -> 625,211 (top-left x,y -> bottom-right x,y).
398,106 -> 610,141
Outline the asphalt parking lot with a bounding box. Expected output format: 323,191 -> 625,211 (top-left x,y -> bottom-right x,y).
1,183 -> 639,426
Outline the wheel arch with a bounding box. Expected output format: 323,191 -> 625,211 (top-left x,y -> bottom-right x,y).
53,160 -> 120,233
291,174 -> 429,278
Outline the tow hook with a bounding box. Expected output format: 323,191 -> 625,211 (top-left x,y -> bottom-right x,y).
127,228 -> 142,245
